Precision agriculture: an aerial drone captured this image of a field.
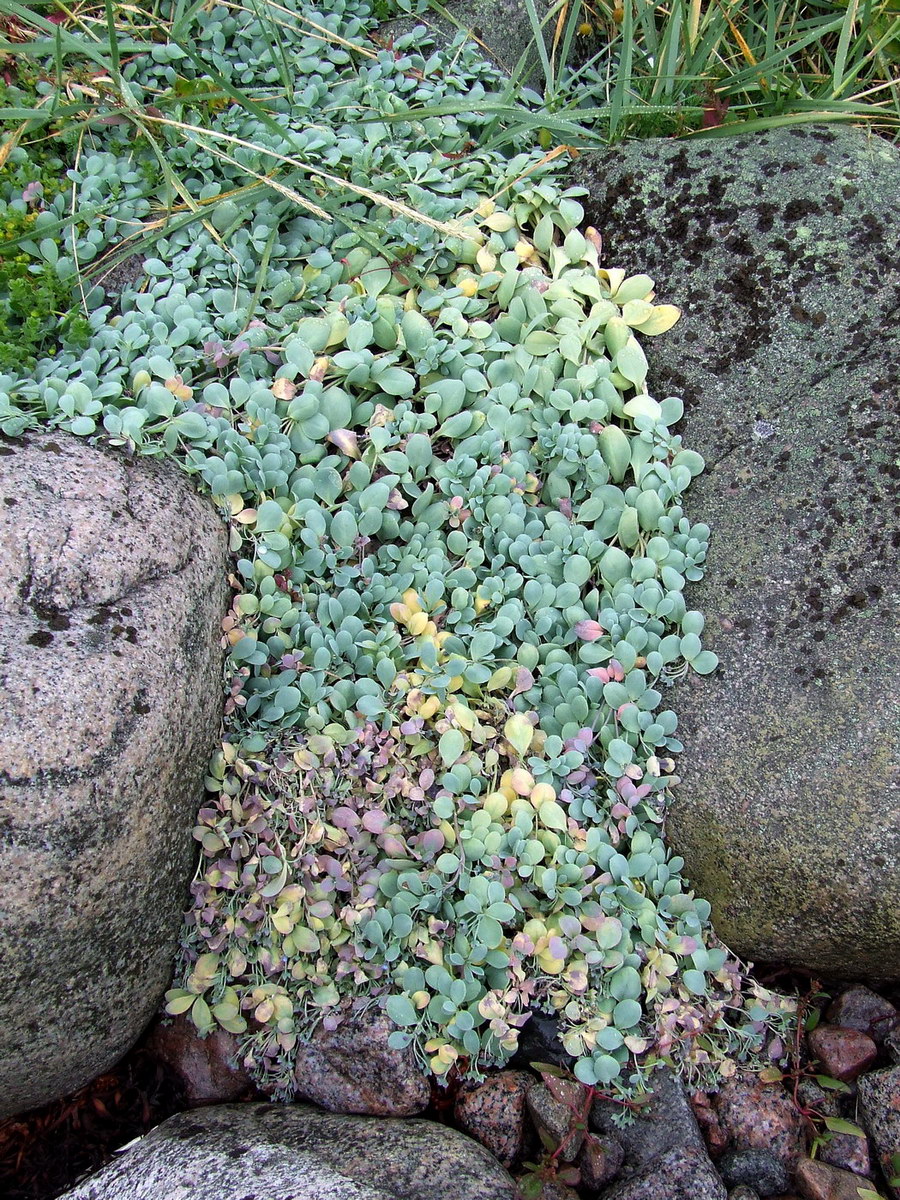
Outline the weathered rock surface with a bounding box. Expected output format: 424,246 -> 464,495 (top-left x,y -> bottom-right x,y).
293,1008 -> 429,1116
858,1066 -> 900,1200
710,1075 -> 805,1169
454,1069 -> 534,1168
528,1077 -> 585,1161
58,1103 -> 520,1200
381,0 -> 601,80
718,1147 -> 790,1196
818,1127 -> 872,1180
592,1068 -> 725,1198
827,987 -> 899,1046
598,1145 -> 726,1199
592,1067 -> 708,1168
146,1014 -> 254,1107
579,1131 -> 625,1191
807,1025 -> 879,1083
795,1157 -> 884,1200
0,432 -> 228,1117
571,125 -> 900,979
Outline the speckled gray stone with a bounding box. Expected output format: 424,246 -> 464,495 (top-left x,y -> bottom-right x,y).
591,1067 -> 707,1169
571,125 -> 900,980
727,1188 -> 761,1200
591,1069 -> 725,1199
379,0 -> 602,80
598,1146 -> 727,1200
293,1008 -> 429,1116
58,1103 -> 520,1200
718,1148 -> 790,1196
526,1078 -> 586,1161
0,432 -> 228,1117
454,1069 -> 534,1168
858,1066 -> 900,1200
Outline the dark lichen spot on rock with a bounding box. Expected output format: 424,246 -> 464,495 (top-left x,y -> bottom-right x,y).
755,202 -> 780,232
174,1122 -> 207,1140
27,630 -> 53,648
87,605 -> 117,626
783,198 -> 821,221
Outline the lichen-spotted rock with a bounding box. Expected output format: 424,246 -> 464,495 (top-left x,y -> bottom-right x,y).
0,432 -> 228,1116
380,0 -> 601,80
571,125 -> 900,979
58,1103 -> 520,1200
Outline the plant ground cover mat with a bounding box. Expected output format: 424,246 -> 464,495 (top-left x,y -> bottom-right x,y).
0,0 -> 794,1103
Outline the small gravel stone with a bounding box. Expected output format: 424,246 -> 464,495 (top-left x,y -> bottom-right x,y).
819,1129 -> 872,1178
453,1070 -> 532,1168
598,1145 -> 727,1199
827,987 -> 899,1046
796,1078 -> 840,1118
526,1079 -> 586,1161
578,1131 -> 624,1191
531,1179 -> 581,1200
718,1147 -> 790,1195
692,1090 -> 731,1156
885,1027 -> 900,1065
146,1014 -> 254,1106
712,1075 -> 805,1169
794,1156 -> 885,1200
857,1066 -> 900,1200
807,1026 -> 879,1083
592,1068 -> 707,1168
293,1007 -> 429,1116
728,1188 -> 761,1200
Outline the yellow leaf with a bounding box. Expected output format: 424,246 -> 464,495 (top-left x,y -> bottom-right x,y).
621,299 -> 655,327
487,666 -> 514,691
271,378 -> 297,400
504,767 -> 534,795
531,782 -> 556,804
483,210 -> 515,232
418,695 -> 440,720
482,791 -> 509,819
504,714 -> 534,758
538,800 -> 568,832
476,245 -> 497,272
632,304 -> 682,336
165,375 -> 193,400
599,268 -> 626,296
407,612 -> 428,636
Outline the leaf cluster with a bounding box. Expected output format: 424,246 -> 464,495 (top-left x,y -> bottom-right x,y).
0,0 -> 798,1100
